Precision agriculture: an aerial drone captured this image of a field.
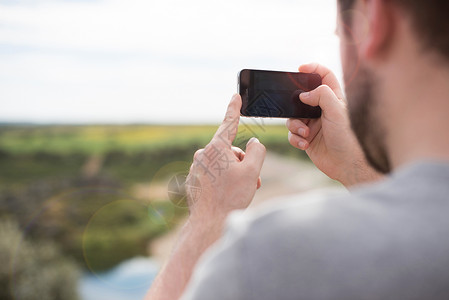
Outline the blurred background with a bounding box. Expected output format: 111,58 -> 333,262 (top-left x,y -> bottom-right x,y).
0,0 -> 342,299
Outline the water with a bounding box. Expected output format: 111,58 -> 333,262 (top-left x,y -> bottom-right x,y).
79,257 -> 159,300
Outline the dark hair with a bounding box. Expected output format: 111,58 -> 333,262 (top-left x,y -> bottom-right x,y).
338,0 -> 449,60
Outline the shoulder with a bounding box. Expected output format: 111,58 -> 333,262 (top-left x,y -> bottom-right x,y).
185,164 -> 449,299
216,188 -> 383,299
219,172 -> 449,299
226,186 -> 382,243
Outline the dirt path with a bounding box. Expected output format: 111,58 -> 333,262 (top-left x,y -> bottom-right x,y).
147,152 -> 343,264
81,155 -> 103,178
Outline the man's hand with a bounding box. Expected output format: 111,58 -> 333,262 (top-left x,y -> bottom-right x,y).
144,94 -> 265,300
187,94 -> 266,222
286,63 -> 382,187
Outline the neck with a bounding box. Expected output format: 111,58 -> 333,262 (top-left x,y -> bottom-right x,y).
383,54 -> 449,171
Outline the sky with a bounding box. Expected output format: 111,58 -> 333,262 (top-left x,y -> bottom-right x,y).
0,0 -> 341,124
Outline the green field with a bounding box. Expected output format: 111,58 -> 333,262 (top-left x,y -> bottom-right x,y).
0,125 -> 217,155
0,124 -> 305,185
0,124 -> 292,155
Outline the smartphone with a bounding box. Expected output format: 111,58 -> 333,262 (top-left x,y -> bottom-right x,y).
238,69 -> 322,118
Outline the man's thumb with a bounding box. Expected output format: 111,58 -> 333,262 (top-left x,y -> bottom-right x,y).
244,137 -> 266,174
299,85 -> 344,118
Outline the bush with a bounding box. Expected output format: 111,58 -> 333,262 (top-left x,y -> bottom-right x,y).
0,219 -> 81,300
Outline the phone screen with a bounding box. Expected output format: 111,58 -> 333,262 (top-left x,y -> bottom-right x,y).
238,69 -> 322,118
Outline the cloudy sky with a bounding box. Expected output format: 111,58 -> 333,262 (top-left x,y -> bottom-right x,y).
0,0 -> 341,124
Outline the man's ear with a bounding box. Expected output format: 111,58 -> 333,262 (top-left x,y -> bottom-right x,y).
360,0 -> 395,60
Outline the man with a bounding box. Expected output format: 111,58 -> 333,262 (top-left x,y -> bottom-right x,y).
146,0 -> 449,299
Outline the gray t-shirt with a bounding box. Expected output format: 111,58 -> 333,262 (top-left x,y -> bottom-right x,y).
181,161 -> 449,300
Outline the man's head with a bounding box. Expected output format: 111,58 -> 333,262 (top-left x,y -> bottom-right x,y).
336,0 -> 449,173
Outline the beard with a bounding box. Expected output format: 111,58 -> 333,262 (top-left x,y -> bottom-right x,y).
343,48 -> 392,174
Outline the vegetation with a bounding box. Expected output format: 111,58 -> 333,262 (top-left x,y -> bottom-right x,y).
0,219 -> 80,300
0,124 -> 299,156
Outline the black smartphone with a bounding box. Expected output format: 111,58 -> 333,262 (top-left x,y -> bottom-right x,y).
238,69 -> 322,118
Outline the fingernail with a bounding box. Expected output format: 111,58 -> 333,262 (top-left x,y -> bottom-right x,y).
248,137 -> 259,144
300,92 -> 310,99
298,141 -> 306,149
288,131 -> 292,140
298,128 -> 306,136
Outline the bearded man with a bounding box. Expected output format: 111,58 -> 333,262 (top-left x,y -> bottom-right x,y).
146,0 -> 449,299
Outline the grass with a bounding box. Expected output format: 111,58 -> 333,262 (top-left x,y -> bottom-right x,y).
0,123 -> 291,155
0,125 -> 216,155
0,123 -> 302,185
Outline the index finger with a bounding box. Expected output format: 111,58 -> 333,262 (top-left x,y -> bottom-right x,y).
211,94 -> 241,147
299,63 -> 345,101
